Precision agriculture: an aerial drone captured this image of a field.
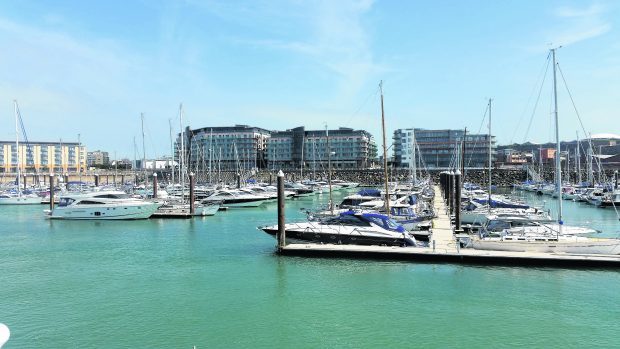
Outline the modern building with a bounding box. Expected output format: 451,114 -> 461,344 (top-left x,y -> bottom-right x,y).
0,141 -> 86,173
87,150 -> 110,167
267,126 -> 377,170
393,128 -> 495,169
177,125 -> 271,171
497,133 -> 620,169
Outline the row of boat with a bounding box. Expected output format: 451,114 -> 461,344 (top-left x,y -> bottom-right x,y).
0,178 -> 361,220
514,181 -> 620,208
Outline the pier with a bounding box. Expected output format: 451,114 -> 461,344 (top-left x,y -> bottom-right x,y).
277,184 -> 620,268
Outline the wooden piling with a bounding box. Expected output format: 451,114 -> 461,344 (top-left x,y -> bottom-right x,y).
49,174 -> 54,212
455,170 -> 462,231
189,172 -> 195,214
236,173 -> 241,189
94,174 -> 99,187
277,170 -> 286,250
153,173 -> 158,199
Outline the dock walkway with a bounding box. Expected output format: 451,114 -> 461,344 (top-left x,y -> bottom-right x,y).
276,184 -> 620,268
430,185 -> 456,253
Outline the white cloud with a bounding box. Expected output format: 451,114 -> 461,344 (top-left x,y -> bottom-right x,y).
548,3 -> 611,47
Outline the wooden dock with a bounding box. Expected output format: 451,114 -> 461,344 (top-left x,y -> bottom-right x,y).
277,186 -> 620,268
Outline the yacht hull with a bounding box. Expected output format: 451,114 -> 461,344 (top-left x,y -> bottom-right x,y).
47,203 -> 159,220
0,196 -> 43,205
472,239 -> 620,255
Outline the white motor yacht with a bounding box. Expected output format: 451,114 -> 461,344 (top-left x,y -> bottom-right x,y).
201,189 -> 272,207
45,191 -> 160,220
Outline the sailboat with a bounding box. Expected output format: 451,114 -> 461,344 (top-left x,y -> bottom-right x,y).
0,101 -> 42,205
473,48 -> 620,255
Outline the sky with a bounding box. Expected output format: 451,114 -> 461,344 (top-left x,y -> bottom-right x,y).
1,0 -> 618,159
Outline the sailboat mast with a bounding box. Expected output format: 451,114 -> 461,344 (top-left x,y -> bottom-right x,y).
209,129 -> 213,184
551,48 -> 563,230
169,119 -> 174,185
14,100 -> 20,196
411,128 -> 418,184
461,127 -> 466,185
141,113 -> 147,188
488,98 -> 492,212
179,104 -> 185,202
576,131 -> 581,184
380,81 -> 390,215
326,125 -> 333,213
300,135 -> 305,179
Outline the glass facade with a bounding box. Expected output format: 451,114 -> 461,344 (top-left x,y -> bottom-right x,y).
177,125 -> 271,171
267,127 -> 377,170
393,128 -> 495,169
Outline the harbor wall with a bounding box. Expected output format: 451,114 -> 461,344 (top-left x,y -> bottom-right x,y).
2,168 -> 618,188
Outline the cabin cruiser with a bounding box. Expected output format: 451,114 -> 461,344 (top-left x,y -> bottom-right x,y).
473,231 -> 620,255
201,189 -> 272,207
260,211 -> 418,247
0,191 -> 43,205
284,182 -> 314,197
594,189 -> 620,208
331,180 -> 360,189
45,191 -> 160,219
154,201 -> 219,216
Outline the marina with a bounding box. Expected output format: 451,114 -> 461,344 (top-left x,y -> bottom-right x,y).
2,1 -> 620,347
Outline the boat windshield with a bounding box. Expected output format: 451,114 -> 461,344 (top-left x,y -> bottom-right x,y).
58,198 -> 76,207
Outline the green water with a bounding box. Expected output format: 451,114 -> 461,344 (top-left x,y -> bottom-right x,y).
1,189 -> 620,348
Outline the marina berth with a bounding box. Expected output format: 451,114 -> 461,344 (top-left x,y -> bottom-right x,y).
260,210 -> 418,247
45,191 -> 160,220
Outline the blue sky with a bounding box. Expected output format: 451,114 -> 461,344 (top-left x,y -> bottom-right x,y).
1,0 -> 618,159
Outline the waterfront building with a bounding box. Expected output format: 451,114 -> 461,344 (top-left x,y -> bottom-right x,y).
266,126 -> 377,170
87,150 -> 110,167
0,140 -> 86,174
178,125 -> 271,171
393,128 -> 495,169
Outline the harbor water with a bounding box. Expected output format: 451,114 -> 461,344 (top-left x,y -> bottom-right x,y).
1,189 -> 620,348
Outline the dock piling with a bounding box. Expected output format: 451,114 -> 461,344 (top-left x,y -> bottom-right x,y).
94,174 -> 99,187
49,174 -> 54,212
236,173 -> 241,189
153,173 -> 158,199
455,170 -> 462,231
277,170 -> 286,250
189,172 -> 195,214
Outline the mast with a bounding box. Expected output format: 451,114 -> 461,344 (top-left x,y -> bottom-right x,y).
566,146 -> 570,184
551,47 -> 563,232
169,119 -> 175,185
413,130 -> 418,184
410,130 -> 416,186
78,133 -> 82,192
576,131 -> 581,184
380,81 -> 390,215
461,127 -> 466,185
300,135 -> 305,180
326,125 -> 333,213
209,129 -> 213,184
487,98 -> 492,212
587,134 -> 593,184
14,100 -> 20,196
179,104 -> 185,202
141,113 -> 147,189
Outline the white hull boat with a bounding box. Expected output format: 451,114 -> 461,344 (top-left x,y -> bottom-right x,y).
46,191 -> 159,220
